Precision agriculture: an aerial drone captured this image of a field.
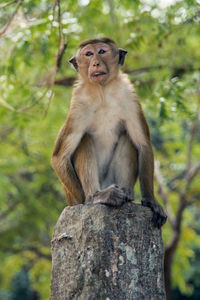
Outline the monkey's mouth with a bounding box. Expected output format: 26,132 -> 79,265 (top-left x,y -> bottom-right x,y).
91,72 -> 107,78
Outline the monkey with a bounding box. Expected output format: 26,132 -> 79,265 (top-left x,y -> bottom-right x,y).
52,37 -> 167,228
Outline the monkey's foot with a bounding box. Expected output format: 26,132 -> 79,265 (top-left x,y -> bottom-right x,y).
90,184 -> 129,207
122,187 -> 134,202
142,198 -> 167,228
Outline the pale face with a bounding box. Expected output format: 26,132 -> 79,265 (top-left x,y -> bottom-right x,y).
77,43 -> 119,85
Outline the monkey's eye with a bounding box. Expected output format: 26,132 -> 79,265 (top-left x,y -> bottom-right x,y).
85,51 -> 93,56
98,49 -> 106,54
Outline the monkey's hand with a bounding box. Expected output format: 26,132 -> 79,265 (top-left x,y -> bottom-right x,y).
142,198 -> 167,228
89,184 -> 131,207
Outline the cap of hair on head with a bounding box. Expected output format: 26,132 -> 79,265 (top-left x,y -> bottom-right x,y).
78,37 -> 116,49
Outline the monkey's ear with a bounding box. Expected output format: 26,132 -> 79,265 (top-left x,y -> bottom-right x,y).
69,56 -> 78,71
118,48 -> 128,66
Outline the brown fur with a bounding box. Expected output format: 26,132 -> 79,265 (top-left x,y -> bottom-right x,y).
52,38 -> 167,228
78,37 -> 116,48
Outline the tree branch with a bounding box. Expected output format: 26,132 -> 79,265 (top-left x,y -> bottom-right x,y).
54,0 -> 67,73
164,193 -> 187,299
0,96 -> 15,111
186,112 -> 200,170
125,65 -> 163,75
169,109 -> 199,189
185,161 -> 200,187
17,88 -> 49,112
154,160 -> 175,226
54,77 -> 75,86
0,0 -> 18,9
0,0 -> 23,37
43,0 -> 67,116
52,64 -> 200,88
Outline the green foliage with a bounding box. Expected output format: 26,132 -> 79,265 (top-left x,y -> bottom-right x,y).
0,0 -> 200,298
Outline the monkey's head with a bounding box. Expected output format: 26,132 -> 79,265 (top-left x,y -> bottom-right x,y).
69,37 -> 127,85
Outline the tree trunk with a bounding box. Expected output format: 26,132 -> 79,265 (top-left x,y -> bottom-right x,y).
50,202 -> 166,300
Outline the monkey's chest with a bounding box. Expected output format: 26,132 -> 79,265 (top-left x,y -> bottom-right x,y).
89,109 -> 121,174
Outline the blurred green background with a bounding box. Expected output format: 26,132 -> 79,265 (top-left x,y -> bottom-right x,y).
0,0 -> 200,299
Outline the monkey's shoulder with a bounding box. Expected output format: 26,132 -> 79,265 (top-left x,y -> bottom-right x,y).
116,72 -> 138,99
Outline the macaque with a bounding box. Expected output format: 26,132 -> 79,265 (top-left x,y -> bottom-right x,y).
52,37 -> 167,228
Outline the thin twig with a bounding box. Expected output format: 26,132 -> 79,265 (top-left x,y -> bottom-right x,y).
57,0 -> 62,40
43,90 -> 54,119
43,0 -> 67,116
52,0 -> 58,25
17,88 -> 49,112
56,37 -> 67,71
0,0 -> 18,9
54,0 -> 67,73
0,96 -> 15,111
0,0 -> 22,37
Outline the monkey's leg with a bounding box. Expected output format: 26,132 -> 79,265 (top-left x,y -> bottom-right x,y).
73,134 -> 100,203
74,135 -> 127,207
108,134 -> 138,202
91,134 -> 137,207
63,186 -> 81,206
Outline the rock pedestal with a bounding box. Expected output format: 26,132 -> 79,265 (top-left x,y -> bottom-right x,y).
50,202 -> 166,300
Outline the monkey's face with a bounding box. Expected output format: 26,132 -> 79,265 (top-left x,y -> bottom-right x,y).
75,43 -> 120,85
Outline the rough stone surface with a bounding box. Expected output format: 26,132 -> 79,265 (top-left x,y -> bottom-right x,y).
50,202 -> 166,300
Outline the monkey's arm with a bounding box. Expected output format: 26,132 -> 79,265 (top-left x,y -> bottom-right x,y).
125,109 -> 167,228
52,116 -> 85,203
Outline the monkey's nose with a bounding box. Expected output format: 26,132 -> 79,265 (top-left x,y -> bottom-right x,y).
93,61 -> 100,67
